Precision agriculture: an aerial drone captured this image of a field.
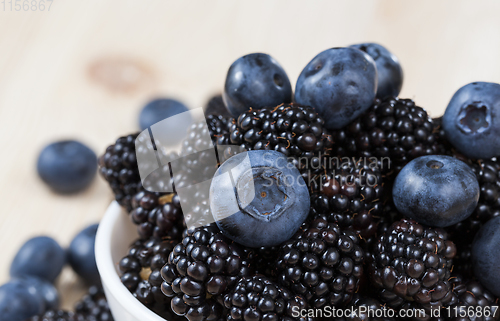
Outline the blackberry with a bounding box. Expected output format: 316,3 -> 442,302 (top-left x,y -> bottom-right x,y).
28,311 -> 84,321
370,219 -> 457,310
160,224 -> 253,321
228,103 -> 333,174
223,275 -> 311,321
446,158 -> 500,277
449,158 -> 500,241
330,97 -> 440,173
359,202 -> 404,290
125,115 -> 229,204
118,237 -> 186,319
399,275 -> 500,321
129,191 -> 184,240
74,286 -> 113,321
448,276 -> 499,321
276,216 -> 364,308
168,115 -> 235,229
205,114 -> 232,144
432,117 -> 454,156
176,115 -> 232,187
29,286 -> 114,321
99,114 -> 231,213
310,157 -> 386,240
98,133 -> 141,212
204,94 -> 231,117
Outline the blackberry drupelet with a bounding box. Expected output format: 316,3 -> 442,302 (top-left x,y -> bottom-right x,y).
276,216 -> 364,308
129,191 -> 184,240
160,224 -> 253,321
228,103 -> 333,173
310,158 -> 386,240
370,219 -> 457,310
98,133 -> 141,212
223,275 -> 311,321
330,97 -> 440,173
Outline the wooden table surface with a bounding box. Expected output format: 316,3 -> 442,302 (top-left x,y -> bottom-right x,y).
1,0 -> 500,309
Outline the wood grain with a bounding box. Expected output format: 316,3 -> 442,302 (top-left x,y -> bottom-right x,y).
1,0 -> 500,309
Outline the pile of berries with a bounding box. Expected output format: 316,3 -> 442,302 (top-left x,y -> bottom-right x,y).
1,223 -> 112,321
28,286 -> 114,321
95,43 -> 500,321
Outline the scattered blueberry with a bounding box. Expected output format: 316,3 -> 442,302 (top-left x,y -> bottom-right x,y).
295,47 -> 377,130
350,42 -> 403,98
37,140 -> 97,193
472,216 -> 500,296
139,98 -> 190,130
223,53 -> 292,117
68,224 -> 100,285
10,236 -> 66,283
0,280 -> 45,321
209,150 -> 310,247
14,275 -> 59,310
443,82 -> 500,159
393,155 -> 479,227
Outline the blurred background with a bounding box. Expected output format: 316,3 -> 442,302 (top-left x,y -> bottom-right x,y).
1,0 -> 500,308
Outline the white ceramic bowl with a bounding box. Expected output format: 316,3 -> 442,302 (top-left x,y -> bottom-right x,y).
95,201 -> 167,321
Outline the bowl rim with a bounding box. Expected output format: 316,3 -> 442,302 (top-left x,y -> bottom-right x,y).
95,201 -> 167,321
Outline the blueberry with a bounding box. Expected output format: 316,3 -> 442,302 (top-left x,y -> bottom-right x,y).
10,236 -> 66,283
68,224 -> 100,285
295,47 -> 377,130
37,140 -> 97,193
139,98 -> 190,130
443,82 -> 500,159
223,53 -> 292,117
393,155 -> 479,227
209,150 -> 310,247
0,281 -> 45,321
350,42 -> 403,98
472,216 -> 500,297
14,276 -> 59,310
